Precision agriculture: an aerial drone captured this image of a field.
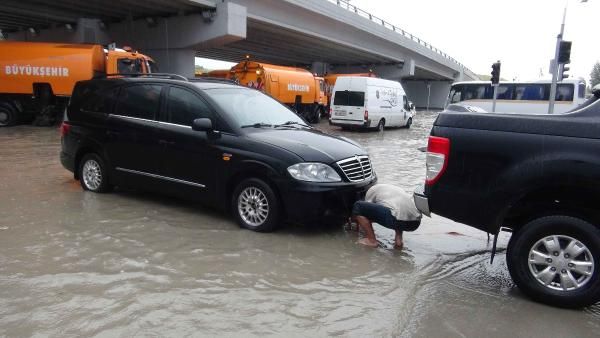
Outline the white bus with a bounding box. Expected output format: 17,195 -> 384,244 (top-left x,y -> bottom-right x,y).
446,79 -> 587,114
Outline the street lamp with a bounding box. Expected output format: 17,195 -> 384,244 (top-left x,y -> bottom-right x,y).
548,0 -> 588,114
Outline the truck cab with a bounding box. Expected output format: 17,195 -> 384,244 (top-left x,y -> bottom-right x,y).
105,47 -> 155,74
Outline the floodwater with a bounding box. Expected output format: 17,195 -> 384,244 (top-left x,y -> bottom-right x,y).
0,112 -> 598,337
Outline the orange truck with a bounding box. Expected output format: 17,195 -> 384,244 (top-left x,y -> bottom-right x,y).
0,41 -> 155,126
230,61 -> 327,123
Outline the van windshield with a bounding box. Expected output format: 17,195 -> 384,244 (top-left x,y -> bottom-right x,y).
204,87 -> 308,128
334,91 -> 365,106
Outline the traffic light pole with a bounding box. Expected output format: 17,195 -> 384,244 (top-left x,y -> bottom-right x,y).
548,6 -> 567,115
492,84 -> 498,113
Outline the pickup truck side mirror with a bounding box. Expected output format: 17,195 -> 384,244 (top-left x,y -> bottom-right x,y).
192,118 -> 213,132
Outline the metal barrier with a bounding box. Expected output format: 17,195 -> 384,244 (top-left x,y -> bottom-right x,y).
328,0 -> 472,74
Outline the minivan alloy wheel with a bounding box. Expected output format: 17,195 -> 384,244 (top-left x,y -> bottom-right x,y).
82,159 -> 103,191
238,186 -> 270,226
528,234 -> 594,291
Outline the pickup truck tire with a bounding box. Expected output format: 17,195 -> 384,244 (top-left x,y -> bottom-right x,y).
506,215 -> 600,308
232,178 -> 281,232
0,102 -> 18,127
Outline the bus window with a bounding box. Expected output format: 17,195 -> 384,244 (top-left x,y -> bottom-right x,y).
578,83 -> 586,99
462,84 -> 486,101
448,85 -> 463,103
556,84 -> 574,101
515,84 -> 548,101
491,84 -> 514,100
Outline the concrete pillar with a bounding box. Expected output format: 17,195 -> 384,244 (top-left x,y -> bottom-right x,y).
401,81 -> 452,110
311,62 -> 328,76
145,48 -> 196,78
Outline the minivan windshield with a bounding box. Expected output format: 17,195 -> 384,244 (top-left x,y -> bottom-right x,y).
204,88 -> 309,128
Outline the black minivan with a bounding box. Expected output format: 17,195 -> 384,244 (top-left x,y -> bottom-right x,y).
60,75 -> 377,232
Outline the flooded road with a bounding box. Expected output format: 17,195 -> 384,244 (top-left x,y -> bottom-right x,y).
1,112 -> 598,337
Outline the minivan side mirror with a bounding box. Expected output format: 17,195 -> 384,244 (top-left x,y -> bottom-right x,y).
192,118 -> 213,132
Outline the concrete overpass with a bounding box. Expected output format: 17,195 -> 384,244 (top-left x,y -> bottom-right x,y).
1,0 -> 478,108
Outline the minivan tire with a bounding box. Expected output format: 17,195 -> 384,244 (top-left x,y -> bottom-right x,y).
405,117 -> 413,129
0,102 -> 18,127
506,215 -> 600,308
78,153 -> 112,193
232,178 -> 281,232
377,119 -> 385,131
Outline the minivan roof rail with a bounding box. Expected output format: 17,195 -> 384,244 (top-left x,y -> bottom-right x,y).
188,77 -> 239,84
103,73 -> 189,81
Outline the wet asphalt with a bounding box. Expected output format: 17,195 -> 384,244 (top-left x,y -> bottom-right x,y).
0,111 -> 598,337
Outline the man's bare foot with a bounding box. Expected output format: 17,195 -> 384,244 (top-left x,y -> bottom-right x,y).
394,240 -> 404,250
358,238 -> 378,247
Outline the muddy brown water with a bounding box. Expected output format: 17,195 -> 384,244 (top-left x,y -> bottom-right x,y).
0,112 -> 598,337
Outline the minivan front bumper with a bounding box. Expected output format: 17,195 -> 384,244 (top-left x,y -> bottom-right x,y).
279,175 -> 377,224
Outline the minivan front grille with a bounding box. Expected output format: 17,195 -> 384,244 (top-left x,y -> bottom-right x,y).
337,155 -> 373,182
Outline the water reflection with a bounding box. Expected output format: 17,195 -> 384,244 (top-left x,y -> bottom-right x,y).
0,117 -> 598,336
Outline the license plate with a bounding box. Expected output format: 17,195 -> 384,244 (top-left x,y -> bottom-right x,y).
335,111 -> 347,116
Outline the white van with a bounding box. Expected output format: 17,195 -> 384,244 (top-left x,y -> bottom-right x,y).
329,77 -> 413,130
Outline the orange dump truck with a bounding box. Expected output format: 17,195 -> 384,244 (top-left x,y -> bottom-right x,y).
0,41 -> 155,126
230,61 -> 327,123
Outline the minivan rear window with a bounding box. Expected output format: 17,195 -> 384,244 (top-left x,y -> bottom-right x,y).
334,91 -> 365,106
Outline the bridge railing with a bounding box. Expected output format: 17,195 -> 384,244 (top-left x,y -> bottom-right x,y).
328,0 -> 473,75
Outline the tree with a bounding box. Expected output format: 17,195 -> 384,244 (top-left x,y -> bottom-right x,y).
591,62 -> 600,88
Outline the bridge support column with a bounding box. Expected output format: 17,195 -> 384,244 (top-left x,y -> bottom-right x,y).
401,81 -> 452,110
145,48 -> 196,78
311,62 -> 328,76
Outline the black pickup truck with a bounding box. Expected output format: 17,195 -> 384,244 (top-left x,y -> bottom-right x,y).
414,86 -> 600,308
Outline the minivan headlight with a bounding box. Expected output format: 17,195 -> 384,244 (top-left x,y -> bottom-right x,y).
287,163 -> 341,182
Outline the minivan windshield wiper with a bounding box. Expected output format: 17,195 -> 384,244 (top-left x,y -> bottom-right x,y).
274,121 -> 310,129
240,123 -> 273,128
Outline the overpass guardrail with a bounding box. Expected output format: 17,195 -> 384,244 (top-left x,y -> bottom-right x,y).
328,0 -> 473,76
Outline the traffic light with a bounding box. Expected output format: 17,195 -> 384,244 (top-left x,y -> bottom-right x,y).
559,64 -> 570,81
558,41 -> 572,64
491,62 -> 501,85
557,41 -> 571,81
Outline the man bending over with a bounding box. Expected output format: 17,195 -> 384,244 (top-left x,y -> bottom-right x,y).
351,184 -> 422,249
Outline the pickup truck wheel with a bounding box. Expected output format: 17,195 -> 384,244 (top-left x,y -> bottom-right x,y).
0,102 -> 18,127
232,178 -> 281,232
79,153 -> 112,193
506,216 -> 600,308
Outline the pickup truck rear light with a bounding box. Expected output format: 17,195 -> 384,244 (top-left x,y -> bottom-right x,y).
60,121 -> 71,137
364,110 -> 369,120
425,136 -> 450,185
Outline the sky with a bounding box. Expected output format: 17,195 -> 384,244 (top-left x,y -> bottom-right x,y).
196,0 -> 600,82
